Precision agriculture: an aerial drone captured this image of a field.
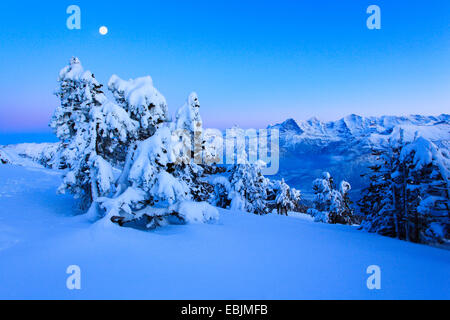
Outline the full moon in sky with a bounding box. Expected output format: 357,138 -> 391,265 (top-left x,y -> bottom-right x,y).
99,26 -> 108,35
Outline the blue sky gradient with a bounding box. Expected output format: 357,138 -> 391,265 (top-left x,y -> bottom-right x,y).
0,0 -> 449,137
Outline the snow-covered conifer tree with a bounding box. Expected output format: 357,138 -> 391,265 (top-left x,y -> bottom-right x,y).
98,89 -> 217,226
99,122 -> 218,228
290,188 -> 304,212
399,137 -> 449,243
172,92 -> 220,201
229,160 -> 269,215
211,176 -> 231,209
99,125 -> 192,227
175,92 -> 202,134
51,57 -> 104,142
359,138 -> 401,236
174,92 -> 221,167
359,135 -> 449,244
51,58 -> 137,211
308,172 -> 355,224
275,179 -> 295,215
337,180 -> 354,223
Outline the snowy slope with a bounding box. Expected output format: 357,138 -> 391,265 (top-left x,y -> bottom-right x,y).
268,114 -> 450,197
0,164 -> 449,299
0,143 -> 58,168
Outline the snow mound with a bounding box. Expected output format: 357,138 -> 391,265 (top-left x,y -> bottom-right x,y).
175,201 -> 219,224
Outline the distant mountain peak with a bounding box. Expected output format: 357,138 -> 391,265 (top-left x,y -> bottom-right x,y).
269,118 -> 303,134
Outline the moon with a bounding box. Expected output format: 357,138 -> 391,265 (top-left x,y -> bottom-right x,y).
99,26 -> 108,35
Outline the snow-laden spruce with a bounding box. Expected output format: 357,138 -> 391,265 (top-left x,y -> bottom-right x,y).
173,92 -> 221,166
51,57 -> 137,209
307,172 -> 355,224
359,132 -> 449,244
229,161 -> 269,215
274,179 -> 297,215
99,125 -> 193,227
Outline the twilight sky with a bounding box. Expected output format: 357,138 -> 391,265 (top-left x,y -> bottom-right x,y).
0,0 -> 449,136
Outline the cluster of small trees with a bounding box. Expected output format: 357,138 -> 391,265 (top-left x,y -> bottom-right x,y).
359,132 -> 449,244
307,172 -> 355,224
51,58 -> 218,227
50,58 -> 303,228
305,133 -> 449,244
210,166 -> 303,216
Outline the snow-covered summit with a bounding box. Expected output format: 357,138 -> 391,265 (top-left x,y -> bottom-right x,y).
269,114 -> 449,145
269,118 -> 303,134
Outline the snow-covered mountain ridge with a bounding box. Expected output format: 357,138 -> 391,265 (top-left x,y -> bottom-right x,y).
269,114 -> 449,147
268,114 -> 450,195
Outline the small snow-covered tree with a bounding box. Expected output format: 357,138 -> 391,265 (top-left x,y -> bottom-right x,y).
338,180 -> 354,222
308,172 -> 355,224
174,92 -> 221,168
275,179 -> 295,215
291,188 -> 305,212
211,176 -> 232,209
108,75 -> 169,141
359,138 -> 402,237
172,92 -> 220,202
203,128 -> 224,167
229,161 -> 269,215
175,92 -> 202,134
51,57 -> 106,207
51,57 -> 103,142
